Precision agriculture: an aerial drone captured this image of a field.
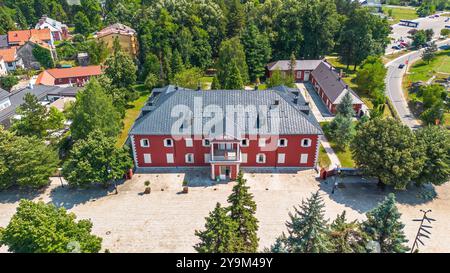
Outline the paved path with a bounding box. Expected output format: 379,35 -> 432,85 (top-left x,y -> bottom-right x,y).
385,39 -> 450,129
295,83 -> 340,169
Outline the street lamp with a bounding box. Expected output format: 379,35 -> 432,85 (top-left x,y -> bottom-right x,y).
332,164 -> 341,194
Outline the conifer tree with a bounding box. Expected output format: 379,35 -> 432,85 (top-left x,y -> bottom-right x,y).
194,203 -> 238,253
211,75 -> 221,90
362,194 -> 409,253
283,191 -> 332,253
329,211 -> 367,253
227,171 -> 259,252
224,61 -> 243,89
336,91 -> 355,118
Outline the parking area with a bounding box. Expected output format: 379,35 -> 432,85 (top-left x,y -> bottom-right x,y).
0,170 -> 449,253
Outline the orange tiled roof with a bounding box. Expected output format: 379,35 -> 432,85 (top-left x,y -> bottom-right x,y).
8,29 -> 52,45
35,66 -> 103,85
0,47 -> 17,62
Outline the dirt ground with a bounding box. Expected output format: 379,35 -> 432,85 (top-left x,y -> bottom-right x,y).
0,169 -> 449,253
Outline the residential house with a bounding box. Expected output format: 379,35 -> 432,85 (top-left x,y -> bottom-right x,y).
128,85 -> 323,180
35,65 -> 103,87
0,35 -> 8,49
7,29 -> 54,47
266,60 -> 323,82
16,41 -> 55,70
35,15 -> 69,41
0,57 -> 7,76
310,61 -> 363,115
0,47 -> 24,72
0,84 -> 80,127
95,23 -> 138,58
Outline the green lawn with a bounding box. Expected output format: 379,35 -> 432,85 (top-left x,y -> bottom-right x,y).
320,121 -> 356,168
406,49 -> 450,84
382,6 -> 418,25
116,88 -> 151,147
318,145 -> 331,168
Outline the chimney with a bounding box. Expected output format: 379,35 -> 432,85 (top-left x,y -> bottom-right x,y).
293,97 -> 298,104
274,99 -> 279,106
345,84 -> 349,89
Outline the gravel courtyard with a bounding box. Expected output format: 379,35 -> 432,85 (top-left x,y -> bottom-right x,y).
0,169 -> 449,253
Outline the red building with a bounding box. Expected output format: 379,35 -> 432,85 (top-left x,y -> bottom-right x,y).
35,66 -> 103,87
266,60 -> 322,82
310,62 -> 363,115
128,85 -> 323,180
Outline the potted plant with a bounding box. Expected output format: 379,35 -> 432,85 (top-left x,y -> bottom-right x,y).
182,180 -> 189,193
144,181 -> 151,194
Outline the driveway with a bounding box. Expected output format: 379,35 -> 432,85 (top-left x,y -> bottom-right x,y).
385,39 -> 450,129
1,171 -> 449,253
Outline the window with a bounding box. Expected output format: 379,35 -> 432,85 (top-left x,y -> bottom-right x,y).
278,138 -> 288,147
256,153 -> 266,164
140,139 -> 149,147
143,154 -> 152,164
300,154 -> 308,164
277,153 -> 285,164
164,138 -> 173,147
241,153 -> 248,163
258,138 -> 266,147
301,138 -> 312,147
204,153 -> 210,163
203,139 -> 211,147
185,153 -> 194,163
185,138 -> 193,147
166,153 -> 174,163
241,138 -> 249,147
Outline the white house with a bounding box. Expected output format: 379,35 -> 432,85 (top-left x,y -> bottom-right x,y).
35,15 -> 69,41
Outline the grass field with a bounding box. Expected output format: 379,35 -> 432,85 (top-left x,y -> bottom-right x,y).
320,121 -> 356,168
406,49 -> 450,84
116,87 -> 151,147
383,6 -> 418,25
318,145 -> 331,168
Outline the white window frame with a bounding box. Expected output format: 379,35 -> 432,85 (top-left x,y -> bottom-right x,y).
204,153 -> 210,163
258,138 -> 266,147
301,138 -> 312,147
143,153 -> 152,164
202,139 -> 211,147
164,138 -> 173,147
241,153 -> 248,163
241,138 -> 249,147
166,153 -> 174,163
140,139 -> 150,148
185,138 -> 193,147
277,153 -> 285,164
278,138 -> 288,147
300,154 -> 308,164
185,153 -> 194,163
256,153 -> 266,164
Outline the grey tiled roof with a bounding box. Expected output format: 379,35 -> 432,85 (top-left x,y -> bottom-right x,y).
0,35 -> 7,48
311,62 -> 363,104
130,85 -> 323,136
0,85 -> 80,123
267,60 -> 323,71
0,88 -> 9,101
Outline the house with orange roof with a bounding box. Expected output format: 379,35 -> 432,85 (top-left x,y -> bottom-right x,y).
95,23 -> 138,58
0,47 -> 24,72
35,66 -> 103,87
7,29 -> 54,47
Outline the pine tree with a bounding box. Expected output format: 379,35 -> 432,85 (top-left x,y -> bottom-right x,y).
194,203 -> 238,253
327,114 -> 354,150
283,191 -> 332,253
329,211 -> 367,253
224,60 -> 243,89
227,171 -> 259,252
362,194 -> 409,253
336,91 -> 355,118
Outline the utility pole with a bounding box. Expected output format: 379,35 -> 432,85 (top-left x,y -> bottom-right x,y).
411,209 -> 435,253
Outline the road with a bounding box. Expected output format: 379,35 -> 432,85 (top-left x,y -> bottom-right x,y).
385,39 -> 450,129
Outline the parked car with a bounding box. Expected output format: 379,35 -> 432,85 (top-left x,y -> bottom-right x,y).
392,45 -> 401,50
398,64 -> 405,69
400,42 -> 409,47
